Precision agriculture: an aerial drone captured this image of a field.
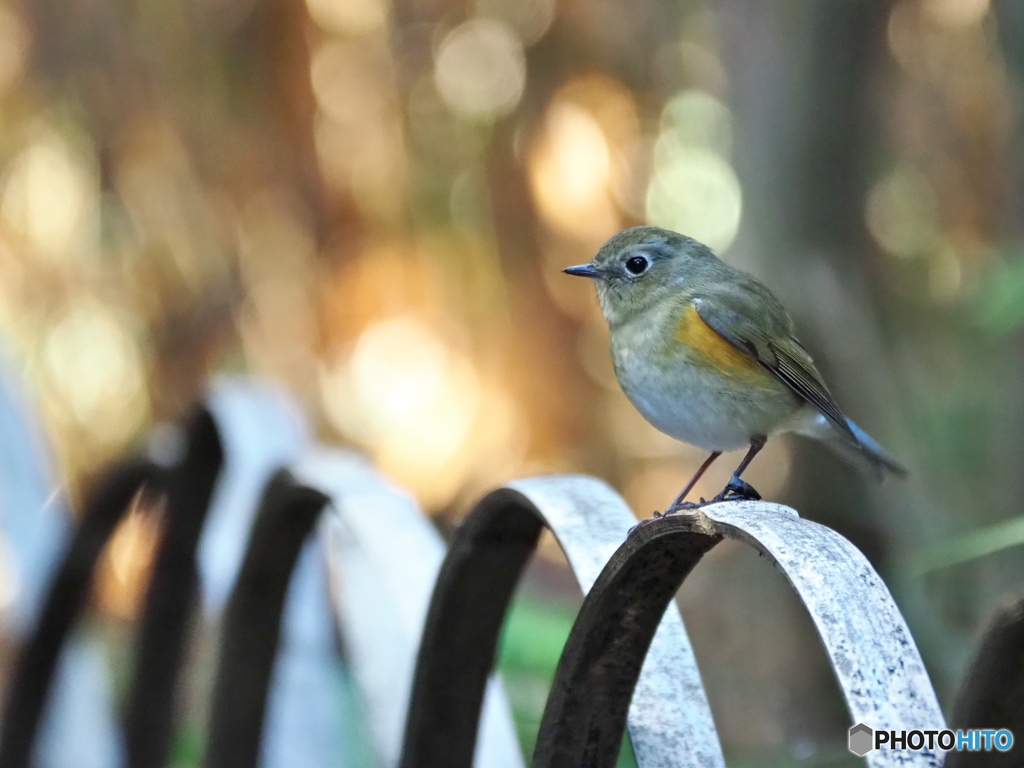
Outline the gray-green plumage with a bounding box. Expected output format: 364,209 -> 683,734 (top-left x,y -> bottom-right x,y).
567,226 -> 907,488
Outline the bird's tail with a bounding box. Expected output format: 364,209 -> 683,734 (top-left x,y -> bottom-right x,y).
824,417 -> 909,481
794,411 -> 907,480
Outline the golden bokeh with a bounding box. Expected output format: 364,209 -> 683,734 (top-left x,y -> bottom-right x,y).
306,0 -> 389,36
529,75 -> 640,246
40,302 -> 147,448
321,315 -> 525,508
95,492 -> 162,620
0,3 -> 1020,759
1,132 -> 97,261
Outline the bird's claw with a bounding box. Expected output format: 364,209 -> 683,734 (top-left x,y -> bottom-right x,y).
663,499 -> 704,515
631,500 -> 706,536
711,476 -> 761,503
631,481 -> 758,536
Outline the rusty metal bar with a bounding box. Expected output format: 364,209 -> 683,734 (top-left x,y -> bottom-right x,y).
398,476 -> 725,768
0,459 -> 157,768
299,448 -> 525,768
398,488 -> 541,768
203,378 -> 350,768
0,350 -> 125,768
202,471 -> 330,768
506,477 -> 724,768
534,501 -> 946,768
124,408 -> 225,768
946,596 -> 1024,768
200,378 -> 312,614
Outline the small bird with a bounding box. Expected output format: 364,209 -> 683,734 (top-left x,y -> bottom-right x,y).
565,226 -> 907,513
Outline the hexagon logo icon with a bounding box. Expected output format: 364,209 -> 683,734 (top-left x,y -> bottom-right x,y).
849,723 -> 874,757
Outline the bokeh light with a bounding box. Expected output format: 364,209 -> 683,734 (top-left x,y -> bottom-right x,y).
1,132 -> 97,260
325,316 -> 470,443
311,41 -> 394,127
96,493 -> 160,619
320,316 -> 524,508
310,40 -> 408,220
645,89 -> 742,253
475,0 -> 555,46
529,103 -> 617,242
40,302 -> 147,446
0,1 -> 1021,762
528,74 -> 640,247
658,89 -> 732,157
434,19 -> 526,121
646,146 -> 742,254
922,0 -> 989,28
306,0 -> 389,35
866,165 -> 939,258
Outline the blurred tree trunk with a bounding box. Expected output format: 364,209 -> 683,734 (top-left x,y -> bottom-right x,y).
994,0 -> 1024,236
719,0 -> 1024,699
716,0 -> 972,693
718,0 -> 892,534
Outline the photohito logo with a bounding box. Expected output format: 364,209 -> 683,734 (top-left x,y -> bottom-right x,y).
848,723 -> 1013,756
848,723 -> 874,757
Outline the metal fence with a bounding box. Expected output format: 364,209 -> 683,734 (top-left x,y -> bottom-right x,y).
0,372 -> 1020,768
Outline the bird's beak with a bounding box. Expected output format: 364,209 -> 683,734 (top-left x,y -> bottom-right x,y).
563,264 -> 601,279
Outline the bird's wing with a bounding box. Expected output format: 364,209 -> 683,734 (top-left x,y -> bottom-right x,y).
691,292 -> 856,441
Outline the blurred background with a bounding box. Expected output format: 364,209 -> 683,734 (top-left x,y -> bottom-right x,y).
1,0 -> 1024,764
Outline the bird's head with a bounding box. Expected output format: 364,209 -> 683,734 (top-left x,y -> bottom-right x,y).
564,226 -> 720,325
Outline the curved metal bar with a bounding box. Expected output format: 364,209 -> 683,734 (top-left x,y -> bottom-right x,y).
0,459 -> 157,768
297,448 -> 525,768
507,478 -> 724,768
0,349 -> 124,768
399,488 -> 540,768
202,471 -> 330,768
946,596 -> 1024,768
203,378 -> 346,768
124,408 -> 225,768
200,378 -> 312,615
399,475 -> 724,768
0,351 -> 70,637
535,501 -> 946,768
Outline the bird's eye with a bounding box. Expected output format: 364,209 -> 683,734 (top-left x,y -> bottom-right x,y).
625,255 -> 649,275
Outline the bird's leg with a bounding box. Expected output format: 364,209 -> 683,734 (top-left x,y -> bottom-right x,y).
712,437 -> 766,502
661,451 -> 721,516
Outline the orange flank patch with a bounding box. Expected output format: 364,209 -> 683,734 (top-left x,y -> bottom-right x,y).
675,304 -> 767,382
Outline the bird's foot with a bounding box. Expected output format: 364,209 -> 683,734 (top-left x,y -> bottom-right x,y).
629,500 -> 705,535
711,476 -> 761,503
662,499 -> 706,516
634,486 -> 751,534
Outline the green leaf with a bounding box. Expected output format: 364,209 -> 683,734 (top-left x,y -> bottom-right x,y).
911,515 -> 1024,573
975,256 -> 1024,335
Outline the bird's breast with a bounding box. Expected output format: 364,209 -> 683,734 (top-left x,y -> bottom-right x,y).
610,306 -> 797,451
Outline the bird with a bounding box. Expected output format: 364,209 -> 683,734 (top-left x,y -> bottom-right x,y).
564,225 -> 907,514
